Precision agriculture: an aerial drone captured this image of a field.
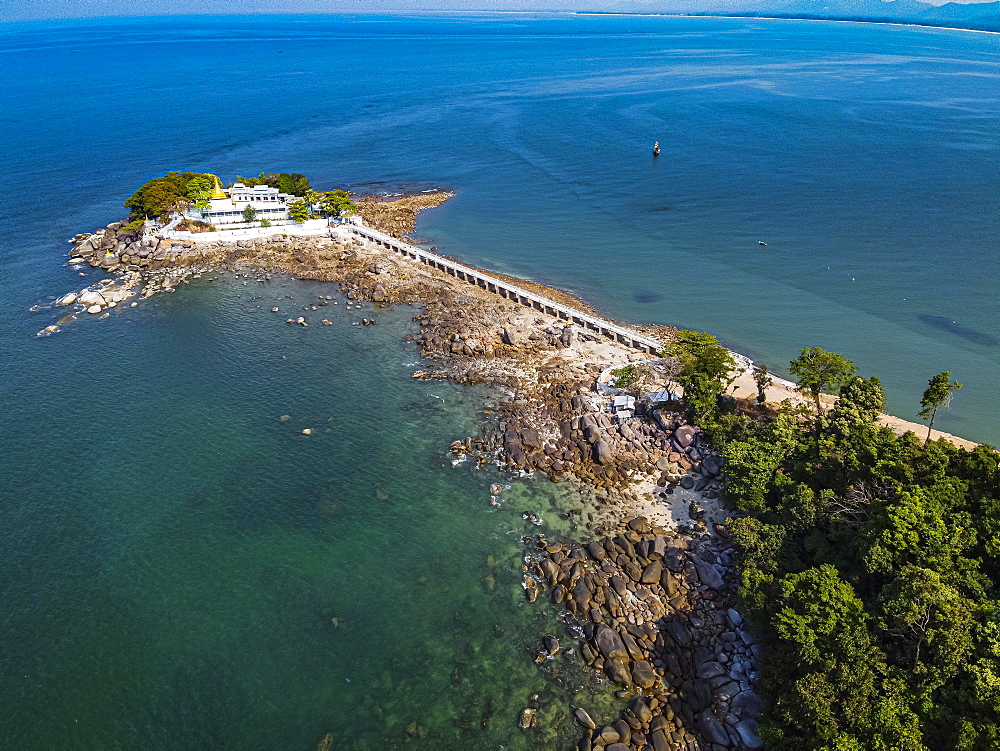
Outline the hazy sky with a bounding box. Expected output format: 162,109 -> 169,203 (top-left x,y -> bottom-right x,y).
0,0 -> 991,23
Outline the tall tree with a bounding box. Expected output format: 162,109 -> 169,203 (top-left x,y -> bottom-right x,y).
321,189 -> 359,218
789,346 -> 857,415
287,199 -> 309,223
242,204 -> 257,223
663,330 -> 736,422
919,372 -> 963,445
186,175 -> 214,210
753,362 -> 773,405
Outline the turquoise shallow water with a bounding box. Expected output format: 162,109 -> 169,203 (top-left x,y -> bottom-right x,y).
2,278 -> 608,749
1,12 -> 998,749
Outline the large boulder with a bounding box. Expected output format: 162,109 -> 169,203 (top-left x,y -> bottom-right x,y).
604,657 -> 631,685
702,454 -> 725,476
56,293 -> 78,306
631,660 -> 656,689
694,558 -> 725,591
697,660 -> 726,680
520,427 -> 543,451
674,424 -> 697,448
735,719 -> 764,749
595,624 -> 628,660
640,560 -> 663,585
593,440 -> 613,465
650,730 -> 670,751
78,290 -> 105,307
631,698 -> 653,724
698,712 -> 730,746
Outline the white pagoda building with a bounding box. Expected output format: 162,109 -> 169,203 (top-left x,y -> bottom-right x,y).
200,177 -> 295,225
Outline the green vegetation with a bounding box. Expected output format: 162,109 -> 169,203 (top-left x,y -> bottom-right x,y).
233,171 -> 311,196
321,189 -> 359,217
675,337 -> 1000,750
124,171 -> 214,220
120,218 -> 146,234
260,218 -> 271,228
610,363 -> 650,397
752,362 -> 773,406
186,175 -> 213,210
288,199 -> 309,224
920,372 -> 963,445
788,346 -> 857,414
125,171 -> 356,226
662,330 -> 736,423
242,204 -> 257,223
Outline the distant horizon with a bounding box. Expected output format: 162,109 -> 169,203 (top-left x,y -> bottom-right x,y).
3,0 -> 999,24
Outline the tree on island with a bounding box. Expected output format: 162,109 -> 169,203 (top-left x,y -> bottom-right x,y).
242,204 -> 257,223
186,175 -> 214,210
919,372 -> 963,445
789,346 -> 857,415
276,172 -> 311,197
124,171 -> 214,221
288,199 -> 309,224
321,190 -> 359,218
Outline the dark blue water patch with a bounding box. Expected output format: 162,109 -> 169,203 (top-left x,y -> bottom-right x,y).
918,315 -> 998,347
633,290 -> 662,303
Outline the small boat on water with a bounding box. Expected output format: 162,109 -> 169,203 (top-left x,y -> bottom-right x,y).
758,241 -> 767,246
652,141 -> 660,157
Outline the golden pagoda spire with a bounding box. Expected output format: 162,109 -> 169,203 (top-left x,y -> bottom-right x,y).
210,175 -> 227,200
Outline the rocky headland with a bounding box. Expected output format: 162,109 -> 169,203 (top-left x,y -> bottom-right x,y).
47,189 -> 975,750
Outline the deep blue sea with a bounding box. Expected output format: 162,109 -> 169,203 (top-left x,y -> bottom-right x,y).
1,12 -> 998,749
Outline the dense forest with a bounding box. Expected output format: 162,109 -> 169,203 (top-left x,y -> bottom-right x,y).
676,334 -> 1000,749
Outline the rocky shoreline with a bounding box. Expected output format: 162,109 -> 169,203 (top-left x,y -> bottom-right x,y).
52,193 -> 762,749
524,519 -> 761,750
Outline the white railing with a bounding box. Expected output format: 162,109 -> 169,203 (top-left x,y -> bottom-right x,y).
346,224 -> 664,354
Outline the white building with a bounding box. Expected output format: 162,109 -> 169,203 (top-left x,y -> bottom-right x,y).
199,179 -> 297,226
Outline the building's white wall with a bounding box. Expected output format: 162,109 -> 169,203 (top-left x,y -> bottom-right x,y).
168,219 -> 330,243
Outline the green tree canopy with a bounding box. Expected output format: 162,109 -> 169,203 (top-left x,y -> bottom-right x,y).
919,372 -> 963,445
321,189 -> 359,217
753,362 -> 773,405
288,199 -> 310,223
862,480 -> 976,578
789,346 -> 857,415
663,330 -> 736,422
242,204 -> 257,223
124,171 -> 213,220
186,175 -> 214,210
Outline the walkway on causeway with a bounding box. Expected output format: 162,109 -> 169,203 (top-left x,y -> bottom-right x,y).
344,224 -> 663,355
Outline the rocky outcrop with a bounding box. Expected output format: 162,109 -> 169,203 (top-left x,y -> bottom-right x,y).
524,519 -> 761,750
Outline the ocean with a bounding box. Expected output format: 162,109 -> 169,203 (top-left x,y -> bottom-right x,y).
1,12 -> 997,749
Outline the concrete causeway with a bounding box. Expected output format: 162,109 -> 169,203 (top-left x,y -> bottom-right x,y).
344,224 -> 663,355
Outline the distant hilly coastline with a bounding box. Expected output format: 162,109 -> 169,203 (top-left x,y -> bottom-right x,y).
583,0 -> 1000,32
